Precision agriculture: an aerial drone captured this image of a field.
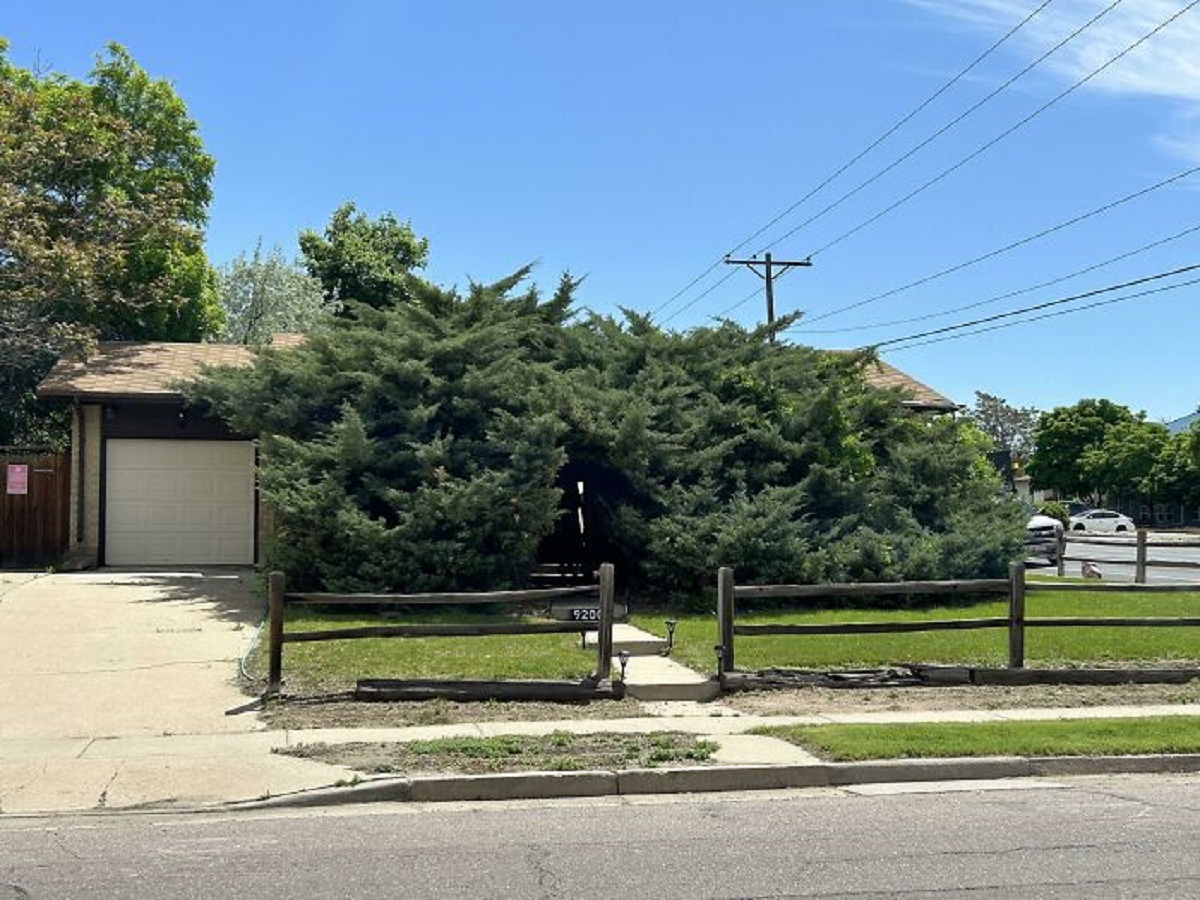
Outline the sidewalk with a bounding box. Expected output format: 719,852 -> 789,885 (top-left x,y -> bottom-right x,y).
4,702 -> 1198,814
2,574 -> 1197,816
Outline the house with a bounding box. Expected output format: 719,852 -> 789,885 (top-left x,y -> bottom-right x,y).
35,340 -> 299,568
37,340 -> 956,569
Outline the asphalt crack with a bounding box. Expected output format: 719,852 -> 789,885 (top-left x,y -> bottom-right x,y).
525,843 -> 562,899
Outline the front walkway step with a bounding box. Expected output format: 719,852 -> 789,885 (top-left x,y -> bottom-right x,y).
618,654 -> 720,702
585,623 -> 668,656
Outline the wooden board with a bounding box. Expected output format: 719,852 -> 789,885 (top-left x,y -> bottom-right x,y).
354,678 -> 626,702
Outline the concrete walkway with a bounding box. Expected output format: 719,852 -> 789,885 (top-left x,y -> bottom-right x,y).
0,570 -> 265,740
3,702 -> 1198,814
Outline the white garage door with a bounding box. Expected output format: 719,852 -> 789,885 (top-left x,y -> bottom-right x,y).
105,440 -> 255,565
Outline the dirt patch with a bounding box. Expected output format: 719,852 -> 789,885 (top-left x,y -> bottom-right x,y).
276,731 -> 718,776
261,694 -> 646,730
720,680 -> 1200,716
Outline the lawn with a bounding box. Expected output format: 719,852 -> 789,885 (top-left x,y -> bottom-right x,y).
631,586 -> 1200,674
753,715 -> 1200,761
258,609 -> 602,693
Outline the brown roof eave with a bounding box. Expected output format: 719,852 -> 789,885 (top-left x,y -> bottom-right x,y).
34,388 -> 186,404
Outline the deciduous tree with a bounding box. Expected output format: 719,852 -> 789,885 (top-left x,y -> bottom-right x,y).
1027,399 -> 1139,501
966,391 -> 1039,461
217,241 -> 332,344
299,202 -> 429,310
0,41 -> 220,445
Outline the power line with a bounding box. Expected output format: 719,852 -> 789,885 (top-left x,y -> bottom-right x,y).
758,0 -> 1117,255
803,0 -> 1200,262
656,267 -> 741,326
789,162 -> 1200,331
711,284 -> 770,321
645,0 -> 1056,323
795,222 -> 1200,335
883,273 -> 1200,353
865,264 -> 1200,350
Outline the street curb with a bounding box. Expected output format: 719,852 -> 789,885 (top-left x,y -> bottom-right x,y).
231,753 -> 1200,811
410,770 -> 618,802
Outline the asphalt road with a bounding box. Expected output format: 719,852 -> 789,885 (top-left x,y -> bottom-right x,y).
1036,532 -> 1200,584
2,774 -> 1197,898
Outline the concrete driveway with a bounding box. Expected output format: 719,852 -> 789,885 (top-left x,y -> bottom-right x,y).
0,569 -> 265,741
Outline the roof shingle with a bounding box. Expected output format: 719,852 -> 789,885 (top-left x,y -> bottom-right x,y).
37,342 -> 260,400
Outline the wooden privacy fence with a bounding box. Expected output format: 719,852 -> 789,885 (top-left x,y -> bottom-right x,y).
1057,528 -> 1200,583
267,563 -> 617,701
716,562 -> 1200,677
0,450 -> 70,568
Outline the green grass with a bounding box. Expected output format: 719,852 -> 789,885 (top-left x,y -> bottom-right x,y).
276,731 -> 719,774
262,609 -> 600,692
632,587 -> 1200,673
752,715 -> 1200,761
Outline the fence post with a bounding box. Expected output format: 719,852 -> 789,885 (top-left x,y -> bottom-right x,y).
268,570 -> 285,695
717,566 -> 735,675
1056,531 -> 1066,577
596,562 -> 615,681
1135,528 -> 1148,585
1007,561 -> 1026,669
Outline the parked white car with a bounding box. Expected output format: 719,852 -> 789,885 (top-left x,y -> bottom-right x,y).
1025,514 -> 1064,562
1068,508 -> 1136,533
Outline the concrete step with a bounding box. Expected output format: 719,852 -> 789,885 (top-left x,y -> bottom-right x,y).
585,623 -> 668,656
618,654 -> 720,702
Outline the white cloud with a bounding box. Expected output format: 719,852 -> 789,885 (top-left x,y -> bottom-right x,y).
1153,106 -> 1200,163
908,0 -> 1200,99
908,0 -> 1200,162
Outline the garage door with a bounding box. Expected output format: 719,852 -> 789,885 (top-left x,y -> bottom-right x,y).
104,440 -> 255,565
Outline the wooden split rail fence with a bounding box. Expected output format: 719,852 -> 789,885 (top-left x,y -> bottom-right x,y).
267,563 -> 617,701
716,561 -> 1200,679
1057,528 -> 1200,583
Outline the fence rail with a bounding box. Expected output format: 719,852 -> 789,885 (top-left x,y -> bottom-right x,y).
267,563 -> 616,695
716,562 -> 1200,676
1056,528 -> 1200,583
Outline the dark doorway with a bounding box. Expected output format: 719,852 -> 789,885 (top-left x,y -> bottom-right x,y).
535,458 -> 631,582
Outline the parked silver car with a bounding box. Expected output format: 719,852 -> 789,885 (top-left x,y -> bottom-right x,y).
1068,508 -> 1136,533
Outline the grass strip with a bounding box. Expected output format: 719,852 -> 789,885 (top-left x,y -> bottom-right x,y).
277,731 -> 718,775
751,715 -> 1200,761
633,588 -> 1200,672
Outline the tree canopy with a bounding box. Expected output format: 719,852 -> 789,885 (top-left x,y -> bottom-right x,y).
191,208 -> 1024,595
1026,399 -> 1139,501
299,202 -> 429,310
217,241 -> 332,344
0,41 -> 220,445
966,391 -> 1039,462
1028,398 -> 1198,510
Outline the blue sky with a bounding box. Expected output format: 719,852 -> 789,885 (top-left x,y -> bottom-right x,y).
7,1 -> 1200,421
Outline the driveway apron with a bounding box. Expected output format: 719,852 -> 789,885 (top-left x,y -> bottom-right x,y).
0,570 -> 264,740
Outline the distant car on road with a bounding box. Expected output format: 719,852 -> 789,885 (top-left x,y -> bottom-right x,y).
1069,508 -> 1136,533
1025,513 -> 1063,562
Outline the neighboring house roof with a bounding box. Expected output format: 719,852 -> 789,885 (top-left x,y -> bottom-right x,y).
826,353 -> 958,412
36,338 -> 957,412
1167,411 -> 1200,435
36,337 -> 302,402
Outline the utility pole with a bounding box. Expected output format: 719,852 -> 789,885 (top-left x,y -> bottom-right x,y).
724,252 -> 812,338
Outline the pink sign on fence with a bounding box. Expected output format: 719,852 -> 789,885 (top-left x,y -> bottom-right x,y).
6,464 -> 29,495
